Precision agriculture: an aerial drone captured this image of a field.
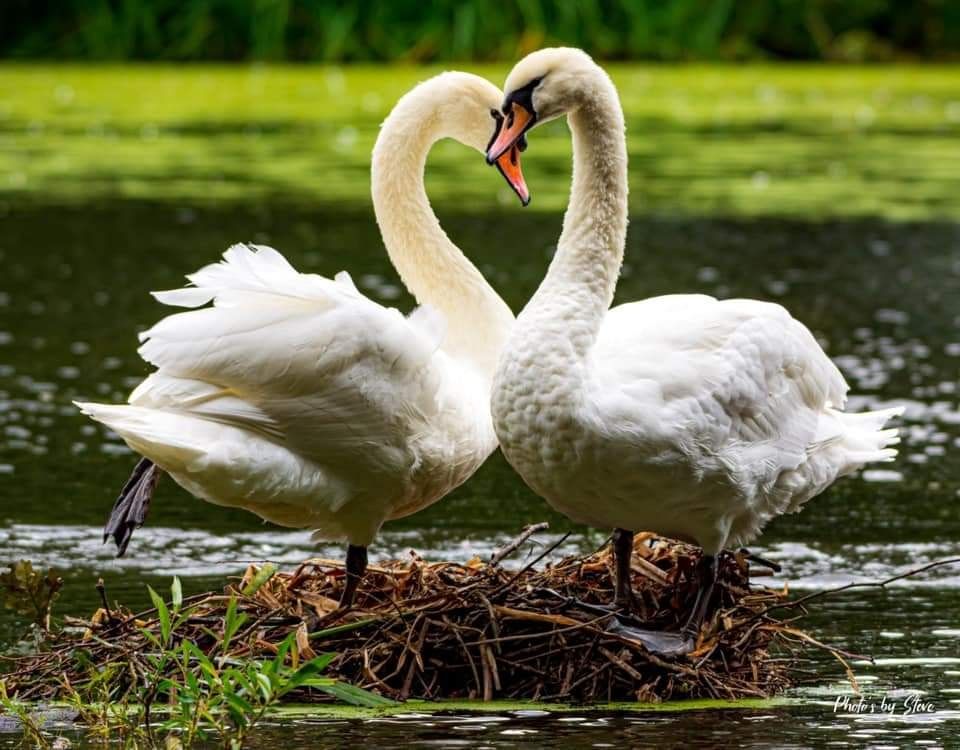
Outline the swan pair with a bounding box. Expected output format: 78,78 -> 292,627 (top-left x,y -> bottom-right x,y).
80,50 -> 901,656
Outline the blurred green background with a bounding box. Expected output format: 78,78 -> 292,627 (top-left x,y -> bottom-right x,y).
2,0 -> 959,62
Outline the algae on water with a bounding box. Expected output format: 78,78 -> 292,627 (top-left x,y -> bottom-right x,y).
1,65 -> 958,219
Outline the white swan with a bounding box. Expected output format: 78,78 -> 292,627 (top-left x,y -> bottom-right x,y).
77,72 -> 527,607
486,48 -> 902,654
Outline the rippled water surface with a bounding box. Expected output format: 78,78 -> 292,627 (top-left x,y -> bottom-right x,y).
1,65 -> 959,747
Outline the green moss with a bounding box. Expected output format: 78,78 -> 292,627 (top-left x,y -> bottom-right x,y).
266,695 -> 795,719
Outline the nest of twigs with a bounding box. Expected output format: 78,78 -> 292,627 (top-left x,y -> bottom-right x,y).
2,529 -> 813,703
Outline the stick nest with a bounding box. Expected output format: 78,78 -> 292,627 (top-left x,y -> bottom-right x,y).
2,533 -> 809,703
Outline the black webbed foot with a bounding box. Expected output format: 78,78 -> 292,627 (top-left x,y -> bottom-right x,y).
603,620 -> 696,657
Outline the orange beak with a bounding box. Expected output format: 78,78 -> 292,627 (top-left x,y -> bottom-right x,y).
494,143 -> 530,206
486,102 -> 536,164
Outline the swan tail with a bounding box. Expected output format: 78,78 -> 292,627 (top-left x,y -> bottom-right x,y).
103,457 -> 162,556
770,405 -> 903,519
75,400 -> 191,556
74,401 -> 211,476
825,405 -> 903,472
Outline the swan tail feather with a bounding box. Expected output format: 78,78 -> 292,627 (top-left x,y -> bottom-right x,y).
771,405 -> 903,519
829,406 -> 904,471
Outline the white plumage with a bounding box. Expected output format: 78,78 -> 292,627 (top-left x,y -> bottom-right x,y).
485,48 -> 903,652
486,48 -> 901,619
77,73 -> 517,588
81,244 -> 492,544
496,291 -> 900,555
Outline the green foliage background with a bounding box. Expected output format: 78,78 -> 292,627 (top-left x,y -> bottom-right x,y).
2,0 -> 958,62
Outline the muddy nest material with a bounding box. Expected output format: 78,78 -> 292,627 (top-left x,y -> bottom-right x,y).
2,533 -> 810,703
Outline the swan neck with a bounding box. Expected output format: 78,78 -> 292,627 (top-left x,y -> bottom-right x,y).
371,98 -> 512,379
524,74 -> 628,354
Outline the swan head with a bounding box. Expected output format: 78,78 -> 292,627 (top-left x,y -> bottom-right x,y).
434,72 -> 530,206
486,47 -> 599,164
385,71 -> 529,206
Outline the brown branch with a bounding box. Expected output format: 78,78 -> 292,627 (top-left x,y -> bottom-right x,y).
489,522 -> 550,567
758,556 -> 960,617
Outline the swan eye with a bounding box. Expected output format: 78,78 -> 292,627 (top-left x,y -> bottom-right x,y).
503,76 -> 544,118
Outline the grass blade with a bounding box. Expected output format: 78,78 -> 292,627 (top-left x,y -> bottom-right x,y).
311,680 -> 397,707
147,585 -> 171,644
308,617 -> 380,640
242,563 -> 278,597
171,576 -> 183,612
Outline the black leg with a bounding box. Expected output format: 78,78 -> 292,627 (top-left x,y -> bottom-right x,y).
339,544 -> 368,608
596,551 -> 720,658
612,528 -> 636,611
681,554 -> 718,641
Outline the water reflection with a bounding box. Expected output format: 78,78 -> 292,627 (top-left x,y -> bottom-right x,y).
6,688 -> 958,749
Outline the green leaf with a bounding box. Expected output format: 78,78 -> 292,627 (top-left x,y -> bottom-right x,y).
200,625 -> 220,642
224,690 -> 254,714
72,649 -> 94,670
278,653 -> 336,696
222,596 -> 248,653
254,672 -> 274,703
307,652 -> 337,673
241,563 -> 278,597
139,626 -> 161,649
273,631 -> 297,670
170,576 -> 183,612
308,617 -> 379,640
224,667 -> 256,698
185,640 -> 216,673
184,668 -> 201,696
147,585 -> 171,644
313,680 -> 397,707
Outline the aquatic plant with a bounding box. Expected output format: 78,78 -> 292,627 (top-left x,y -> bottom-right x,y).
0,575 -> 388,748
0,681 -> 52,749
0,560 -> 62,633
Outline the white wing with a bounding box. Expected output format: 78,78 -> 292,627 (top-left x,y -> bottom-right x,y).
137,244 -> 448,461
594,294 -> 847,449
79,244 -> 490,544
590,294 -> 898,547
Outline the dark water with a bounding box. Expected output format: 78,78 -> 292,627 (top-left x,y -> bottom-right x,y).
1,201 -> 959,746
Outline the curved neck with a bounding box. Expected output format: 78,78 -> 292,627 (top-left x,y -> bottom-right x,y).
371,99 -> 513,380
520,71 -> 628,355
